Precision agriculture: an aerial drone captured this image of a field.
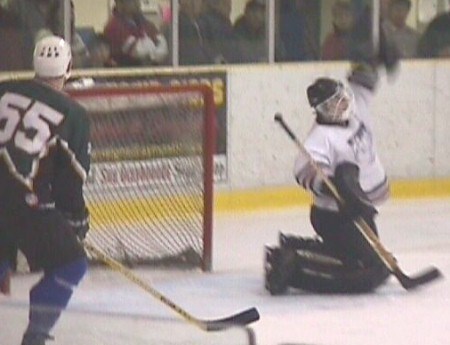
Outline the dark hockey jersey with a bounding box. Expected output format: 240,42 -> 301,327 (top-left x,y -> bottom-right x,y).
0,79 -> 90,215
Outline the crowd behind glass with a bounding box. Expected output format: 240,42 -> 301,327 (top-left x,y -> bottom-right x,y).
0,0 -> 449,72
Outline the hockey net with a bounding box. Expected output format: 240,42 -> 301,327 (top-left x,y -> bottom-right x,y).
68,84 -> 216,271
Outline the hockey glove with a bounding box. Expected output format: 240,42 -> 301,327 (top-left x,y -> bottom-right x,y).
64,208 -> 90,240
348,63 -> 378,91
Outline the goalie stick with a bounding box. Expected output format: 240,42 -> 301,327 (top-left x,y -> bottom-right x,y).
84,242 -> 259,331
274,113 -> 443,290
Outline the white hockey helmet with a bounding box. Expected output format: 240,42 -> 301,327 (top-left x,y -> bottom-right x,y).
33,36 -> 72,79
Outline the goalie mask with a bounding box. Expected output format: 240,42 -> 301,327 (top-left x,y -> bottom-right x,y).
307,78 -> 354,124
33,36 -> 72,79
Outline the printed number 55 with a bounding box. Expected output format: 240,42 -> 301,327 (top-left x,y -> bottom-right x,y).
0,92 -> 64,154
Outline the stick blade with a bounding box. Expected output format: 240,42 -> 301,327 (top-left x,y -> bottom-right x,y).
396,267 -> 443,290
203,307 -> 260,331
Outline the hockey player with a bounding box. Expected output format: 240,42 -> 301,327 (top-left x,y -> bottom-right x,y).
0,36 -> 90,344
265,51 -> 399,295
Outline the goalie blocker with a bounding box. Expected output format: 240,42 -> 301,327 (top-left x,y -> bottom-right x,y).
265,162 -> 390,295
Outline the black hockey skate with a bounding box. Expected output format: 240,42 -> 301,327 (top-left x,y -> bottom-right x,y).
21,332 -> 53,345
264,245 -> 296,295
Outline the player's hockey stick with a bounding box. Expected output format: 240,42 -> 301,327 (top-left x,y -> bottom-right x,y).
83,242 -> 259,331
274,113 -> 442,290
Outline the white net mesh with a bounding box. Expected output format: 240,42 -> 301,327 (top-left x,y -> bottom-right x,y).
69,85 -> 215,270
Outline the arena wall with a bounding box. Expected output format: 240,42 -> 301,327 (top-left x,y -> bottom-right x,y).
219,60 -> 450,210
2,60 -> 449,210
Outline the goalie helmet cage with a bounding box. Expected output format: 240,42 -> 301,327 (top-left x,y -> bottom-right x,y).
68,84 -> 216,271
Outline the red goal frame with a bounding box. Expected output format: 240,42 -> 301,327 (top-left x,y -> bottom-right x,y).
68,84 -> 216,271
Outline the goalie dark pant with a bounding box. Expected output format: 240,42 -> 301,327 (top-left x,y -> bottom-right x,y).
0,201 -> 87,341
289,206 -> 390,293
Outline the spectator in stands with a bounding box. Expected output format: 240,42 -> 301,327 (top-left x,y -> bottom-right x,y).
8,0 -> 64,69
321,1 -> 354,61
104,0 -> 168,66
348,0 -> 387,64
278,0 -> 305,61
0,3 -> 17,27
382,0 -> 418,59
178,0 -> 210,65
233,0 -> 267,63
69,1 -> 91,69
277,0 -> 318,61
198,0 -> 243,64
6,0 -> 89,69
418,2 -> 450,58
70,33 -> 118,70
0,3 -> 26,71
87,34 -> 118,68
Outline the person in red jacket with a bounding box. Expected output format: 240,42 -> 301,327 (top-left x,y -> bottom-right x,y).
104,0 -> 168,66
321,1 -> 354,61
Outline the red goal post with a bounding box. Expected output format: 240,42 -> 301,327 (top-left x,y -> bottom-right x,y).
68,84 -> 216,271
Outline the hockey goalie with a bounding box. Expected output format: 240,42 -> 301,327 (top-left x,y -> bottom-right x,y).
264,23 -> 400,295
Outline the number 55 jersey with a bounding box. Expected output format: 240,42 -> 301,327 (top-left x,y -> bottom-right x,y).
0,79 -> 90,214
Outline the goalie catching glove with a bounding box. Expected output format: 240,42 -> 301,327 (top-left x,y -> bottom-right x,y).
63,208 -> 90,240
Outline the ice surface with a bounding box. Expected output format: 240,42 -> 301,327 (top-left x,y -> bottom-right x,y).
2,198 -> 449,345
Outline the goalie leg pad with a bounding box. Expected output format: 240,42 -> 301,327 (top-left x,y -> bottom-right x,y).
311,206 -> 384,268
264,245 -> 296,295
291,263 -> 389,294
285,237 -> 389,293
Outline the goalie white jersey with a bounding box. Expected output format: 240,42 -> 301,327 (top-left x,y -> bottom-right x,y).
294,82 -> 389,211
